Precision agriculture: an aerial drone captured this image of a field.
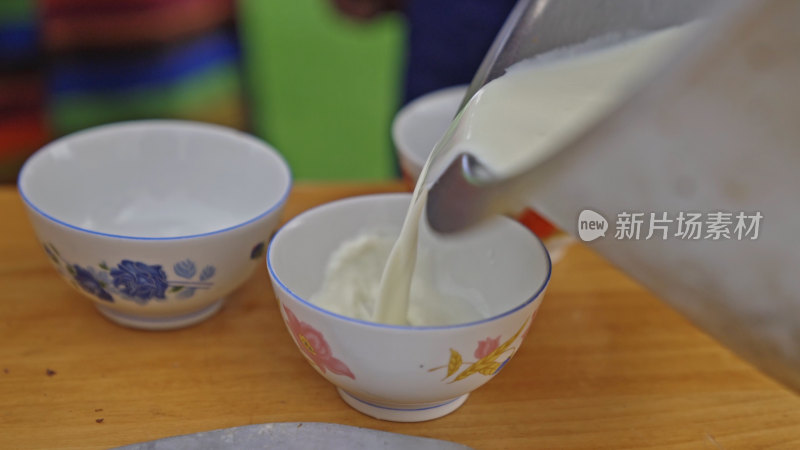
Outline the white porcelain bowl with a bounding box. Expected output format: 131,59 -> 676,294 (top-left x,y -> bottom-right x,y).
18,120 -> 292,330
393,85 -> 572,261
393,85 -> 468,183
268,193 -> 550,422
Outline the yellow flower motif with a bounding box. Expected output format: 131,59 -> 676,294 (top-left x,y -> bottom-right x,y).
429,316 -> 531,383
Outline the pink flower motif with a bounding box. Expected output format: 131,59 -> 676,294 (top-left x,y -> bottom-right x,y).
283,305 -> 355,380
474,336 -> 501,359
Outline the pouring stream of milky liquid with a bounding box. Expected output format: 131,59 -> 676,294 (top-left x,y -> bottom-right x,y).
314,25 -> 695,326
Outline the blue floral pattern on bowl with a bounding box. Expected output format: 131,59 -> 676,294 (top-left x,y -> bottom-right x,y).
44,243 -> 217,305
71,264 -> 114,302
111,260 -> 169,301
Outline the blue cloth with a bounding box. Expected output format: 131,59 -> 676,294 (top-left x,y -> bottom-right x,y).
50,31 -> 241,94
403,0 -> 517,104
0,24 -> 38,64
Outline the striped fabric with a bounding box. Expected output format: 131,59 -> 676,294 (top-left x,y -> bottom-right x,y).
0,0 -> 46,182
0,0 -> 246,182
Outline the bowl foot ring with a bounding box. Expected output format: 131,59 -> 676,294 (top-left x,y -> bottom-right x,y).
337,388 -> 469,422
95,298 -> 225,331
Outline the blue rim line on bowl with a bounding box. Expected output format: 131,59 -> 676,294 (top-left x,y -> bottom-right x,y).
339,389 -> 466,412
267,193 -> 552,332
17,120 -> 293,241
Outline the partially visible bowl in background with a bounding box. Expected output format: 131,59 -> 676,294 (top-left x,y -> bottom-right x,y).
393,85 -> 573,261
18,120 -> 292,330
268,193 -> 550,422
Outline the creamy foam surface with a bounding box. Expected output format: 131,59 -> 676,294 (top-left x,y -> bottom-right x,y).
310,232 -> 486,327
311,25 -> 694,325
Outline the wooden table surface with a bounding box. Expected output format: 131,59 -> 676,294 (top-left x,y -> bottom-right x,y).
1,182 -> 799,449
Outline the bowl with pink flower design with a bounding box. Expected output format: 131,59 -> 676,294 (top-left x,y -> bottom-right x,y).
268,193 -> 550,422
18,120 -> 291,330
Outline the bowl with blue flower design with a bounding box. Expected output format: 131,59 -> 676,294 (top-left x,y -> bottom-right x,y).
18,120 -> 292,330
268,194 -> 550,422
